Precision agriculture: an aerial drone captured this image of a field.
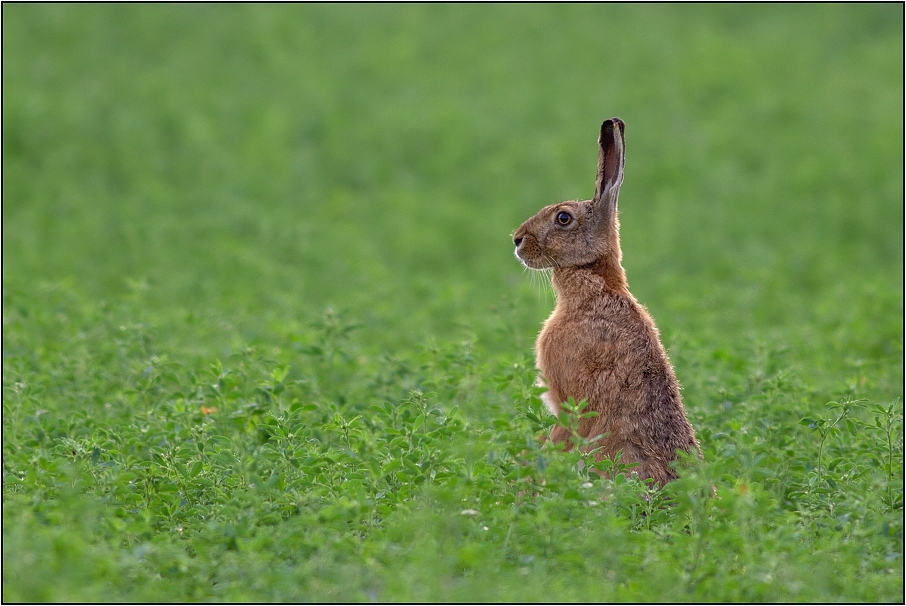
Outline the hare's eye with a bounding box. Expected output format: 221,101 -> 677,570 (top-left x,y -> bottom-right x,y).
556,211 -> 572,226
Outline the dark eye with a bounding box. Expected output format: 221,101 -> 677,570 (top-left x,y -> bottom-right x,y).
556,211 -> 572,225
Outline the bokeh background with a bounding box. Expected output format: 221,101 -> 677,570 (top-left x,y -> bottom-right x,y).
5,4 -> 901,354
3,4 -> 903,601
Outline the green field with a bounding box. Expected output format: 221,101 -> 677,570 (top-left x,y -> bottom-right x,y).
3,4 -> 903,602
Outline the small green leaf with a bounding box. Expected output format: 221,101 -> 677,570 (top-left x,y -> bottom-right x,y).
189,461 -> 204,477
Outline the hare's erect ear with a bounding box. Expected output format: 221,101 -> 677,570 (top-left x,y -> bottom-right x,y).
593,118 -> 625,214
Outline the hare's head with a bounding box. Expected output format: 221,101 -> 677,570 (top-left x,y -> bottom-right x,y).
513,118 -> 625,270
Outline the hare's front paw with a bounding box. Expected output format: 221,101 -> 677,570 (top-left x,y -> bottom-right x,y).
534,375 -> 560,416
540,391 -> 560,416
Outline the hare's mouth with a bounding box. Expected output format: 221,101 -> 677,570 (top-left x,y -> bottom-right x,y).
514,248 -> 554,270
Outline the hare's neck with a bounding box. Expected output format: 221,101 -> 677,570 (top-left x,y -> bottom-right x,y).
551,256 -> 628,302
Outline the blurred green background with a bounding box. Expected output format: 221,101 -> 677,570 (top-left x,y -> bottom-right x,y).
5,4 -> 901,355
2,4 -> 903,601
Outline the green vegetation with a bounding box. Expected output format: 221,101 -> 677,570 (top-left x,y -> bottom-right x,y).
3,4 -> 902,601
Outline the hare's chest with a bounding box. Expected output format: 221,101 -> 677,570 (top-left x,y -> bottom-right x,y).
536,311 -> 572,371
534,310 -> 593,409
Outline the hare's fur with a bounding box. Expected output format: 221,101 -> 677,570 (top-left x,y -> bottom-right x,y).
513,118 -> 700,486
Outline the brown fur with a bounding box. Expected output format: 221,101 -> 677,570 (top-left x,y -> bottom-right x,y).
512,118 -> 700,486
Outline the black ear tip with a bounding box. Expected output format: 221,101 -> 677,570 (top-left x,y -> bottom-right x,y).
600,117 -> 625,139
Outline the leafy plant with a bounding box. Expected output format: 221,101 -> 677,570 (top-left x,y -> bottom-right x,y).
3,3 -> 902,602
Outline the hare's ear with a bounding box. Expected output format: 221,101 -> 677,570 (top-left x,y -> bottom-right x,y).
593,118 -> 625,216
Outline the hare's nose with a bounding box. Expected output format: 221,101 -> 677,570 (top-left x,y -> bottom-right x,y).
513,227 -> 525,247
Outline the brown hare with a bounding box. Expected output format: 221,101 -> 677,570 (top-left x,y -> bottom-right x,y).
513,118 -> 700,486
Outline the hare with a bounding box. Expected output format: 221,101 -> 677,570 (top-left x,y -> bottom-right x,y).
512,118 -> 700,486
